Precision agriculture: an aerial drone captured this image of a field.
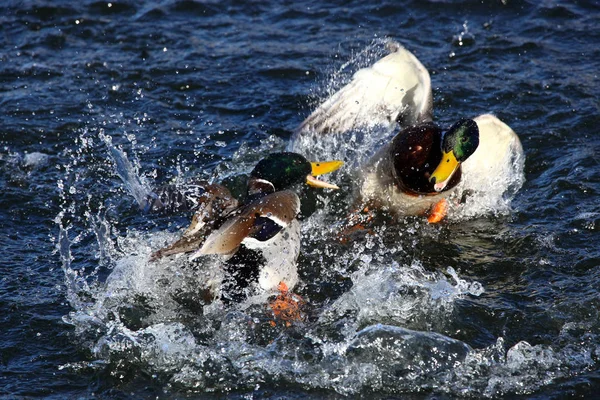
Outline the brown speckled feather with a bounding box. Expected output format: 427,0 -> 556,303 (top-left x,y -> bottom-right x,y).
150,182 -> 238,260
198,190 -> 300,256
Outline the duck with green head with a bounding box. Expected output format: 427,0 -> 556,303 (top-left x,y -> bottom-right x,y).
152,152 -> 343,305
361,118 -> 478,217
294,41 -> 523,222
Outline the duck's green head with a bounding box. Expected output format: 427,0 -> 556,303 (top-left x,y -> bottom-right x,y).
429,118 -> 479,192
250,152 -> 343,192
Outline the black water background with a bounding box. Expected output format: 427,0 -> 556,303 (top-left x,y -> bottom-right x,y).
1,0 -> 600,398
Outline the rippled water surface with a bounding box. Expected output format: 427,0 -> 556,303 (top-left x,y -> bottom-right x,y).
2,0 -> 600,398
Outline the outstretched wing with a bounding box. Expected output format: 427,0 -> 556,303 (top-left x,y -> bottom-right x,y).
297,42 -> 432,135
193,190 -> 301,258
150,182 -> 239,260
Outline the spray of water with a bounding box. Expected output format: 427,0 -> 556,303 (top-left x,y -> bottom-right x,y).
54,41 -> 593,397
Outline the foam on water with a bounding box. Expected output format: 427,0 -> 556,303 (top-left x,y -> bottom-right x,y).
57,197 -> 492,396
318,261 -> 484,335
57,201 -> 599,397
23,151 -> 50,168
62,234 -> 596,397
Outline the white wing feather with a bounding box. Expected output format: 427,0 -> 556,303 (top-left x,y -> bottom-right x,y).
297,42 -> 433,135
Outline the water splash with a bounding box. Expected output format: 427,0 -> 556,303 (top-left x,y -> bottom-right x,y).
289,38 -> 400,167
54,42 -> 591,399
452,20 -> 476,47
103,134 -> 154,211
318,261 -> 483,335
55,123 -> 491,395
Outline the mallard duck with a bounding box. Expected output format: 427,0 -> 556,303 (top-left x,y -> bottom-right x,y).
360,114 -> 523,220
294,41 -> 524,222
152,152 -> 343,304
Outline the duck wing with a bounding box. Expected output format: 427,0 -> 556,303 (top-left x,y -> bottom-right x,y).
297,42 -> 433,135
150,182 -> 239,260
192,190 -> 301,258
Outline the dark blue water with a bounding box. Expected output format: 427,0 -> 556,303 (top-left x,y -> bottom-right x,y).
1,0 -> 600,398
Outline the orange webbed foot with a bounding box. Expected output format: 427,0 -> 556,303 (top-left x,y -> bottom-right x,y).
427,198 -> 448,224
268,282 -> 306,326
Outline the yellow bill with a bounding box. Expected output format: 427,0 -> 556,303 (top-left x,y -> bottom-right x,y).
306,160 -> 344,189
430,151 -> 460,192
310,160 -> 344,176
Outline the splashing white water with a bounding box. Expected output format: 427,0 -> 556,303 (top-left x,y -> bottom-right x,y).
54,43 -> 592,398
289,39 -> 405,167
104,135 -> 154,211
318,261 -> 483,335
